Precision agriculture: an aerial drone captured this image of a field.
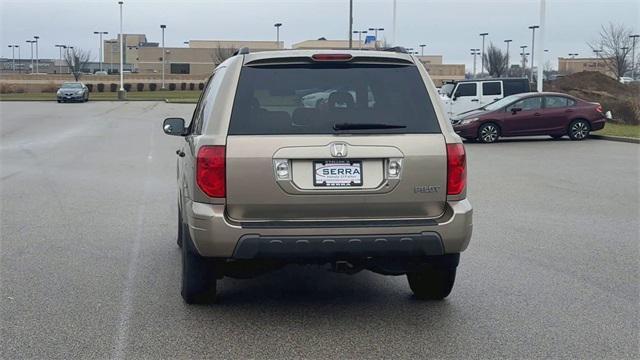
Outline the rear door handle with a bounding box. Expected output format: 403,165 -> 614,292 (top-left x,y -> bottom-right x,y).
534,112 -> 542,116
494,98 -> 501,101
471,99 -> 479,102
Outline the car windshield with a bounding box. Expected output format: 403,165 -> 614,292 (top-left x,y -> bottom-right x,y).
482,93 -> 529,111
61,83 -> 82,89
440,83 -> 455,97
228,63 -> 441,135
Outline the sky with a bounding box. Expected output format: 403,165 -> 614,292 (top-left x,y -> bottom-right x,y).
1,0 -> 638,72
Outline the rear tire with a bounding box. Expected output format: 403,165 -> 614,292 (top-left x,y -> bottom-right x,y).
568,119 -> 590,140
181,222 -> 217,304
407,267 -> 456,300
477,123 -> 500,143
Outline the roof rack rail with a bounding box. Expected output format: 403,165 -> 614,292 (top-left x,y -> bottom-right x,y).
382,46 -> 408,54
234,47 -> 250,56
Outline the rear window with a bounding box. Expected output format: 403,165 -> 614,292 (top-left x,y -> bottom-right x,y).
228,64 -> 440,135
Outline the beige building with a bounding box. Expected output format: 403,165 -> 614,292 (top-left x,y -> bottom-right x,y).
416,56 -> 465,85
558,57 -> 614,77
104,35 -> 281,75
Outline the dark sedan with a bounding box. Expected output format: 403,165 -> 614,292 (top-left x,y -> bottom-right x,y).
451,92 -> 606,143
56,82 -> 89,103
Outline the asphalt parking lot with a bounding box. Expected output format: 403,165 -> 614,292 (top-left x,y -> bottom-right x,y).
1,101 -> 638,359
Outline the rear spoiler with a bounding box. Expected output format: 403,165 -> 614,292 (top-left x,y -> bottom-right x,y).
244,56 -> 414,66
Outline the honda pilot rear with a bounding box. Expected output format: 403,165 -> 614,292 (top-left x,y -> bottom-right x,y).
163,48 -> 473,304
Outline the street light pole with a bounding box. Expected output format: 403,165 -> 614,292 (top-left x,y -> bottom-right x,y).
630,34 -> 639,80
118,1 -> 125,98
504,39 -> 512,73
593,49 -> 602,72
479,33 -> 488,76
55,44 -> 66,74
471,49 -> 480,78
94,31 -> 108,72
274,23 -> 282,49
537,0 -> 546,92
419,44 -> 426,56
8,45 -> 16,71
353,30 -> 367,49
528,25 -> 539,83
520,45 -> 528,76
348,0 -> 353,49
33,36 -> 39,73
26,40 -> 35,73
368,27 -> 384,47
160,24 -> 166,90
15,45 -> 21,72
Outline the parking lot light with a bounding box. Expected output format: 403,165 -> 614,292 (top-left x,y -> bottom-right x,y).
274,23 -> 282,49
528,25 -> 540,83
479,33 -> 489,76
33,36 -> 39,73
160,24 -> 166,90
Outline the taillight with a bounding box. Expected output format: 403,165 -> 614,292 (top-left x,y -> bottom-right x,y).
196,146 -> 225,198
595,104 -> 603,113
311,54 -> 353,61
446,143 -> 466,196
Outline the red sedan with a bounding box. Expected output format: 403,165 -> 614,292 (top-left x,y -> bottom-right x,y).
451,92 -> 607,143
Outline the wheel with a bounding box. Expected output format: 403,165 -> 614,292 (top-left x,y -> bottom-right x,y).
177,209 -> 183,248
477,123 -> 500,143
57,100 -> 62,103
568,119 -> 590,140
407,267 -> 456,300
550,134 -> 564,140
84,95 -> 89,102
181,221 -> 217,304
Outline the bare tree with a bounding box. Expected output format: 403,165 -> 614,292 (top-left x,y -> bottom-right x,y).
588,22 -> 633,78
211,44 -> 237,65
64,48 -> 91,81
482,43 -> 508,77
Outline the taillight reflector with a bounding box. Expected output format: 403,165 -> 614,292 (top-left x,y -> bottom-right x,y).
311,54 -> 353,61
196,146 -> 226,198
595,104 -> 603,113
446,143 -> 466,196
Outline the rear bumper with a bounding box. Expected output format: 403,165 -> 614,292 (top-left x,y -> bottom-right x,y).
185,199 -> 473,258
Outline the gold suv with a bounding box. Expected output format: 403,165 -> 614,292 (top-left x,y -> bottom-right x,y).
163,48 -> 472,304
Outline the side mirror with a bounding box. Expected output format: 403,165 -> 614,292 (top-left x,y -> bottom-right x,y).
452,95 -> 458,101
510,107 -> 522,114
163,117 -> 187,136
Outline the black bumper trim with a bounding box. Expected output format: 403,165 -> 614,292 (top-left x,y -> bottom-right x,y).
232,232 -> 444,259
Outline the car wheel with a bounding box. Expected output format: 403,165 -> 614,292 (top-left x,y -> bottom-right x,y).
57,100 -> 62,103
568,119 -> 590,140
477,123 -> 500,143
407,267 -> 456,300
181,221 -> 217,304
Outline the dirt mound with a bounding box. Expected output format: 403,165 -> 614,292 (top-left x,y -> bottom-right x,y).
545,71 -> 639,124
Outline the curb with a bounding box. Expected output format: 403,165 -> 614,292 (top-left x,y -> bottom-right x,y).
591,134 -> 640,144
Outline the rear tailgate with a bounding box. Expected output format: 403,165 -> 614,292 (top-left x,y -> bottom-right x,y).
225,56 -> 447,222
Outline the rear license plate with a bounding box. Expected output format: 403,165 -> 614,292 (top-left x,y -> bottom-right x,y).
313,160 -> 363,187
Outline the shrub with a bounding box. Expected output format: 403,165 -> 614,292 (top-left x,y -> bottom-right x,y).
169,83 -> 176,91
136,83 -> 144,91
110,83 -> 117,92
14,87 -> 25,93
40,83 -> 57,93
180,82 -> 187,91
97,83 -> 105,92
0,84 -> 14,94
86,84 -> 93,92
198,83 -> 205,90
124,83 -> 132,92
189,83 -> 195,90
149,83 -> 157,91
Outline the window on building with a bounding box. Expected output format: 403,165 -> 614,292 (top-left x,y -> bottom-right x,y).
171,63 -> 190,74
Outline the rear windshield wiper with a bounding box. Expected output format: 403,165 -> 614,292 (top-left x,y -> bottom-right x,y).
333,122 -> 407,130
